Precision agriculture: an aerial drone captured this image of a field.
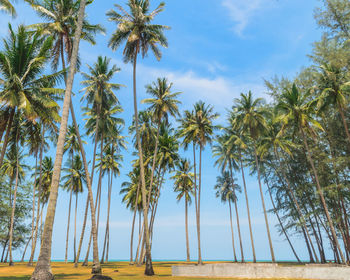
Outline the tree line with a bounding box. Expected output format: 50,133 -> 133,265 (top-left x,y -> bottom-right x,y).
0,0 -> 350,279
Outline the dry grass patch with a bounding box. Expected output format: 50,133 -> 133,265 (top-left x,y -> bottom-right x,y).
0,262 -> 311,280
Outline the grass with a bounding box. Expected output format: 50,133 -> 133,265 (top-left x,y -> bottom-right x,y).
0,261 -> 311,280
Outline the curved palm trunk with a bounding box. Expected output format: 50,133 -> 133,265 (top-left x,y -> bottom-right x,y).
185,197 -> 190,262
228,200 -> 237,263
130,183 -> 140,265
266,180 -> 301,263
300,129 -> 346,264
147,124 -> 160,209
8,142 -> 20,266
64,184 -> 73,263
0,107 -> 15,168
133,50 -> 154,276
253,144 -> 275,263
70,103 -> 101,274
238,150 -> 256,262
30,1 -> 87,278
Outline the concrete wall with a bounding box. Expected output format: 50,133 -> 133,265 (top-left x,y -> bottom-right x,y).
172,263 -> 350,280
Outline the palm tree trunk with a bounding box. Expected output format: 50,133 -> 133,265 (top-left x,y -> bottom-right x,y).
185,197 -> 190,262
70,103 -> 101,273
28,128 -> 45,266
229,161 -> 244,262
22,149 -> 39,262
147,124 -> 160,210
266,180 -> 301,263
133,49 -> 154,276
8,141 -> 20,266
0,107 -> 15,168
238,150 -> 256,262
101,171 -> 112,264
30,1 -> 87,278
73,193 -> 78,263
253,144 -> 275,262
64,184 -> 73,264
130,183 -> 140,265
228,200 -> 237,262
196,145 -> 203,265
300,128 -> 346,264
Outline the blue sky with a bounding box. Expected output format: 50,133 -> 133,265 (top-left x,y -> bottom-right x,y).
4,0 -> 328,262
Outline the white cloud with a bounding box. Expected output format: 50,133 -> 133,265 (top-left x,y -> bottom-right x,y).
222,0 -> 264,36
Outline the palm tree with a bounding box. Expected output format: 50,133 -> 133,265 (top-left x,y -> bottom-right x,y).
30,0 -> 91,278
172,158 -> 194,262
178,101 -> 218,264
142,77 -> 181,208
214,171 -> 241,263
62,125 -> 82,263
0,0 -> 16,17
77,55 -> 122,267
0,24 -> 62,169
29,1 -> 105,274
62,155 -> 85,263
107,0 -> 169,275
277,83 -> 346,264
213,135 -> 244,262
225,125 -> 256,262
232,91 -> 276,262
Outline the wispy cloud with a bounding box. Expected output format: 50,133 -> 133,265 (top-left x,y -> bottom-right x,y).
222,0 -> 264,36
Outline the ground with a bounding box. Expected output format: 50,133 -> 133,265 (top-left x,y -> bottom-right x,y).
0,262 -> 310,280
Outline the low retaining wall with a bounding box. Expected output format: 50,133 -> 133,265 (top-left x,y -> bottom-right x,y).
171,263 -> 350,280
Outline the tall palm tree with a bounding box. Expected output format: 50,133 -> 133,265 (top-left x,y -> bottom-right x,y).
214,171 -> 241,263
213,135 -> 244,262
225,125 -> 256,262
107,0 -> 169,275
62,155 -> 85,263
30,0 -> 91,278
63,125 -> 83,263
77,55 -> 122,267
142,77 -> 181,208
29,1 -> 105,273
172,158 -> 194,262
277,83 -> 346,264
0,24 -> 62,169
232,91 -> 276,262
178,101 -> 218,264
0,0 -> 16,17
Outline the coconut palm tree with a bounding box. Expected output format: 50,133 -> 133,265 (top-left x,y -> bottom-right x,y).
107,0 -> 169,274
178,101 -> 219,264
62,125 -> 82,263
213,135 -> 244,262
0,24 -> 62,169
214,171 -> 241,263
0,0 -> 16,16
76,56 -> 122,267
30,0 -> 91,278
277,83 -> 346,264
62,155 -> 85,263
172,158 -> 194,262
28,1 -> 105,274
142,77 -> 181,208
232,91 -> 276,262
